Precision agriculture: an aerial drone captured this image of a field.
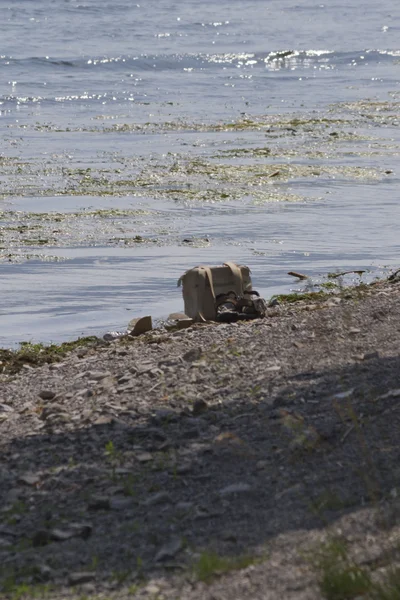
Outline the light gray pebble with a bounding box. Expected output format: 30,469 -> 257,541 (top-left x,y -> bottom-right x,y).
219,483 -> 253,496
144,491 -> 173,506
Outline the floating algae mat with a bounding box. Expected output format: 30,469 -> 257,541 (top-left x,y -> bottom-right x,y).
1,97 -> 400,346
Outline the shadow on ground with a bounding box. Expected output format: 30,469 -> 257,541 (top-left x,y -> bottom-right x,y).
1,350 -> 400,594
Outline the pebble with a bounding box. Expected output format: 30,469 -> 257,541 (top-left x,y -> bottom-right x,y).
219,483 -> 253,496
88,496 -> 111,510
155,536 -> 182,562
145,584 -> 161,595
135,452 -> 153,463
18,472 -> 41,486
363,351 -> 380,360
32,529 -> 51,547
93,415 -> 114,426
192,398 -> 208,415
68,572 -> 96,586
38,390 -> 56,401
0,403 -> 14,412
256,460 -> 268,470
86,370 -> 112,381
50,523 -> 92,541
109,497 -> 136,511
183,347 -> 203,362
144,491 -> 173,506
175,501 -> 194,512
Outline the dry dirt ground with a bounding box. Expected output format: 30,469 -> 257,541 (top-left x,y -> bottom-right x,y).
1,278 -> 400,600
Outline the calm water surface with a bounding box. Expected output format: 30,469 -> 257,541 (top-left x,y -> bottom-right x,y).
1,0 -> 400,345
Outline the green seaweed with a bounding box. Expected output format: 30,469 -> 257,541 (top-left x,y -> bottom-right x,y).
0,337 -> 101,376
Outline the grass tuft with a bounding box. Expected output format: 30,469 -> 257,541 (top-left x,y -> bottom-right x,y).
193,551 -> 259,583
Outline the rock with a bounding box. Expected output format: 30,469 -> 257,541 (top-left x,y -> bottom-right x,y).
109,497 -> 136,511
68,572 -> 96,586
175,463 -> 193,475
117,373 -> 134,385
219,483 -> 253,496
181,427 -> 200,440
18,472 -> 41,486
135,452 -> 153,463
152,409 -> 178,424
40,404 -> 64,420
265,365 -> 281,372
182,347 -> 202,363
363,351 -> 380,360
88,496 -> 111,510
50,523 -> 92,542
192,398 -> 208,415
144,491 -> 173,506
128,315 -> 153,336
256,460 -> 268,470
0,536 -> 12,548
176,319 -> 194,330
38,390 -> 56,401
86,370 -> 112,381
36,564 -> 53,581
32,529 -> 51,547
145,584 -> 161,595
155,536 -> 183,562
0,403 -> 14,412
175,501 -> 194,512
93,415 -> 114,426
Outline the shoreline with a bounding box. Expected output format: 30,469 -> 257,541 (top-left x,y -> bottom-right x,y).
1,274 -> 400,599
0,274 -> 393,376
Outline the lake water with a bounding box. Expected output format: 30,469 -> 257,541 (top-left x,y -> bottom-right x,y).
1,0 -> 400,346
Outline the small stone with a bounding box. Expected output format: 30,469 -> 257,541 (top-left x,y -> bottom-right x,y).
117,373 -> 133,385
0,403 -> 14,412
265,365 -> 281,372
333,389 -> 354,400
38,390 -> 56,401
192,399 -> 208,416
36,564 -> 53,581
109,497 -> 135,511
152,409 -> 178,424
86,371 -> 112,381
183,347 -> 202,363
93,415 -> 114,426
51,523 -> 92,542
362,351 -> 380,360
144,491 -> 173,506
40,404 -> 64,420
181,427 -> 200,440
155,536 -> 183,562
348,328 -> 361,334
175,501 -> 194,512
175,463 -> 193,475
18,473 -> 41,486
145,585 -> 161,595
219,483 -> 253,496
88,496 -> 111,510
32,529 -> 51,547
256,460 -> 268,470
0,537 -> 12,548
68,572 -> 95,586
135,452 -> 153,463
221,531 -> 238,542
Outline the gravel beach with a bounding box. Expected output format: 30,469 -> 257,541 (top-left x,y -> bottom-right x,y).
1,277 -> 400,599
